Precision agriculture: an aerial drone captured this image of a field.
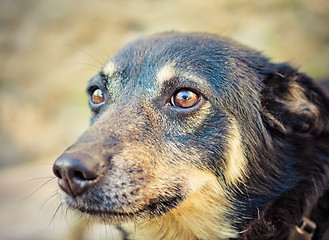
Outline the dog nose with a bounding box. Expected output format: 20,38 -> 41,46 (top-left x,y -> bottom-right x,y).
53,154 -> 100,197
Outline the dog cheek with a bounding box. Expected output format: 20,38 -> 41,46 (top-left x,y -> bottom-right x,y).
105,146 -> 183,207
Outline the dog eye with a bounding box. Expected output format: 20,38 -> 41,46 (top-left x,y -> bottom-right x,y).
171,89 -> 200,108
90,88 -> 105,105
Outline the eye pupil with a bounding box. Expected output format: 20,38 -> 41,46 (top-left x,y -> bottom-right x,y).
172,90 -> 199,108
91,88 -> 104,105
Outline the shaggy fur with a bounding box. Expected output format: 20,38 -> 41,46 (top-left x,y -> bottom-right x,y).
53,32 -> 329,240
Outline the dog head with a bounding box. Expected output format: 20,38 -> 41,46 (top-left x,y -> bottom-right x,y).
53,33 -> 329,239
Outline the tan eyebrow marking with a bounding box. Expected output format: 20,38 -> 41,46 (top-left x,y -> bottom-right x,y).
156,64 -> 211,90
156,64 -> 176,85
102,61 -> 117,77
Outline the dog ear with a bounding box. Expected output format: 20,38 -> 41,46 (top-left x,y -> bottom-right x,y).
261,64 -> 329,138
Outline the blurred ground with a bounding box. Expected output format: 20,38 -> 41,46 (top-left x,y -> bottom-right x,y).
0,0 -> 328,239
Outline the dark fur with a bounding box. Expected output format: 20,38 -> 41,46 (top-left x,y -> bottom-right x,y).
53,32 -> 329,240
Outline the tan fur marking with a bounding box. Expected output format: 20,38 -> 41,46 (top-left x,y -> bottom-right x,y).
224,121 -> 248,185
124,170 -> 238,240
102,61 -> 117,77
285,79 -> 306,101
185,101 -> 212,133
156,64 -> 176,84
284,82 -> 318,114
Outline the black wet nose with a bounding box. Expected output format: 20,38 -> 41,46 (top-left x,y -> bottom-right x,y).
53,154 -> 100,197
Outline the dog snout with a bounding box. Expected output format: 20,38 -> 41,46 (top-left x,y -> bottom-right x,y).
53,153 -> 103,197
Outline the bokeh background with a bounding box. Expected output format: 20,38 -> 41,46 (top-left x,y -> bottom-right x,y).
0,0 -> 328,239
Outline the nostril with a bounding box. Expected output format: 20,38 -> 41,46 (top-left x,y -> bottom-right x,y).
53,169 -> 62,179
72,170 -> 98,181
73,170 -> 85,181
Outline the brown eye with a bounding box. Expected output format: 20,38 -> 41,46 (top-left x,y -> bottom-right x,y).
91,88 -> 105,105
171,89 -> 200,108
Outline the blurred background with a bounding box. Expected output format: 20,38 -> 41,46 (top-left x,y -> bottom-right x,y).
0,0 -> 328,239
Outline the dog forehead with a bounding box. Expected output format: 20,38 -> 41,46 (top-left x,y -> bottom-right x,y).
101,33 -> 270,105
103,34 -> 227,84
112,33 -> 227,65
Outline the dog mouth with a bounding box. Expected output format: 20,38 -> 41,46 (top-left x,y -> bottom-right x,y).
65,194 -> 183,221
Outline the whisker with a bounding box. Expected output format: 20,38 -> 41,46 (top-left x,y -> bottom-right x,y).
20,176 -> 55,184
126,221 -> 135,240
21,177 -> 56,200
117,224 -> 129,240
65,62 -> 102,72
48,202 -> 63,229
135,219 -> 147,240
65,44 -> 104,67
28,163 -> 55,166
39,191 -> 59,212
99,222 -> 102,239
101,219 -> 109,240
61,204 -> 75,235
151,218 -> 165,239
131,217 -> 149,240
85,219 -> 93,239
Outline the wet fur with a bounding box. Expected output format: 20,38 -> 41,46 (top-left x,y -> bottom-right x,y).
55,32 -> 329,239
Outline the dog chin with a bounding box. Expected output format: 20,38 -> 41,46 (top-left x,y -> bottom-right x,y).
60,189 -> 183,223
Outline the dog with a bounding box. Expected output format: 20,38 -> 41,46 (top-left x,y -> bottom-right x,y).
53,32 -> 329,240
